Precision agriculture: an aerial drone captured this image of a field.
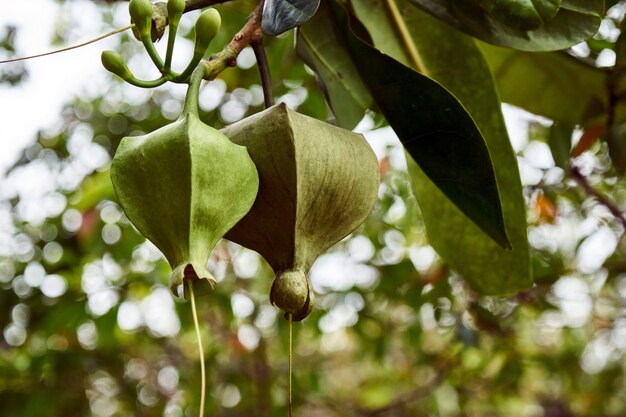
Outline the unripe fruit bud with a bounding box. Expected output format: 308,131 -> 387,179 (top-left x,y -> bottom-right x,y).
194,8 -> 221,54
101,50 -> 133,80
167,0 -> 186,25
129,0 -> 154,39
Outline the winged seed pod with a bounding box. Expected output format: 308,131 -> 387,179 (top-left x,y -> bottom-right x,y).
111,68 -> 259,299
223,104 -> 379,321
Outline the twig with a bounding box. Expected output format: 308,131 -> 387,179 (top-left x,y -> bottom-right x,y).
357,365 -> 449,416
0,24 -> 133,64
251,39 -> 274,108
185,0 -> 233,12
570,163 -> 626,230
201,1 -> 264,80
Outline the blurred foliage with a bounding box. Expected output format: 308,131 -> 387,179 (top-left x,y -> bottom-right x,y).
0,25 -> 28,85
1,1 -> 626,417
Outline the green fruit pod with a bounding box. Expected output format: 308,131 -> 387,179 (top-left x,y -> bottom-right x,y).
223,104 -> 380,320
111,74 -> 259,299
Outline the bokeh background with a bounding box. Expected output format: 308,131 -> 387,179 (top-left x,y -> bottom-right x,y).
0,1 -> 625,416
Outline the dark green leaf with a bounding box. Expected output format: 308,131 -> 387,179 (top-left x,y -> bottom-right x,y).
548,122 -> 573,169
606,125 -> 626,174
350,0 -> 530,295
409,0 -> 604,51
262,0 -> 321,36
296,5 -> 374,128
328,0 -> 510,249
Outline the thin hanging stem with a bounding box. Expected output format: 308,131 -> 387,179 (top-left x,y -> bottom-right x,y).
189,282 -> 206,417
0,24 -> 134,64
288,313 -> 293,417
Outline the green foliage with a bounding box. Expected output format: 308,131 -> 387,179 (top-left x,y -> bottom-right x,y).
410,0 -> 605,51
345,0 -> 531,295
297,5 -> 374,129
328,0 -> 510,250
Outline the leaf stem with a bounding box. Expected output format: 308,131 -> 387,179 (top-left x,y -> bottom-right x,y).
188,281 -> 206,417
0,24 -> 134,64
251,40 -> 274,108
382,0 -> 428,75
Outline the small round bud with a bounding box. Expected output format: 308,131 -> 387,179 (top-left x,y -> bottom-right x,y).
194,8 -> 221,54
167,0 -> 186,25
129,0 -> 154,39
101,50 -> 133,80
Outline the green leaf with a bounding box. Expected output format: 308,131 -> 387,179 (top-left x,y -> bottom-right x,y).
409,0 -> 604,51
606,125 -> 626,174
262,0 -> 321,36
71,169 -> 115,212
350,0 -> 531,295
548,122 -> 573,169
296,4 -> 374,128
328,0 -> 510,249
479,42 -> 609,125
474,0 -> 562,31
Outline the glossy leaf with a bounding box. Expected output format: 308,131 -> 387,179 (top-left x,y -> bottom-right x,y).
351,0 -> 531,295
409,0 -> 604,51
328,0 -> 510,249
262,0 -> 321,36
296,4 -> 374,128
475,0 -> 562,31
479,42 -> 610,126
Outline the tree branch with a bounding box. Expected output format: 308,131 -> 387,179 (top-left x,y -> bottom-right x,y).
201,1 -> 264,80
184,0 -> 233,13
357,364 -> 449,416
570,163 -> 626,230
